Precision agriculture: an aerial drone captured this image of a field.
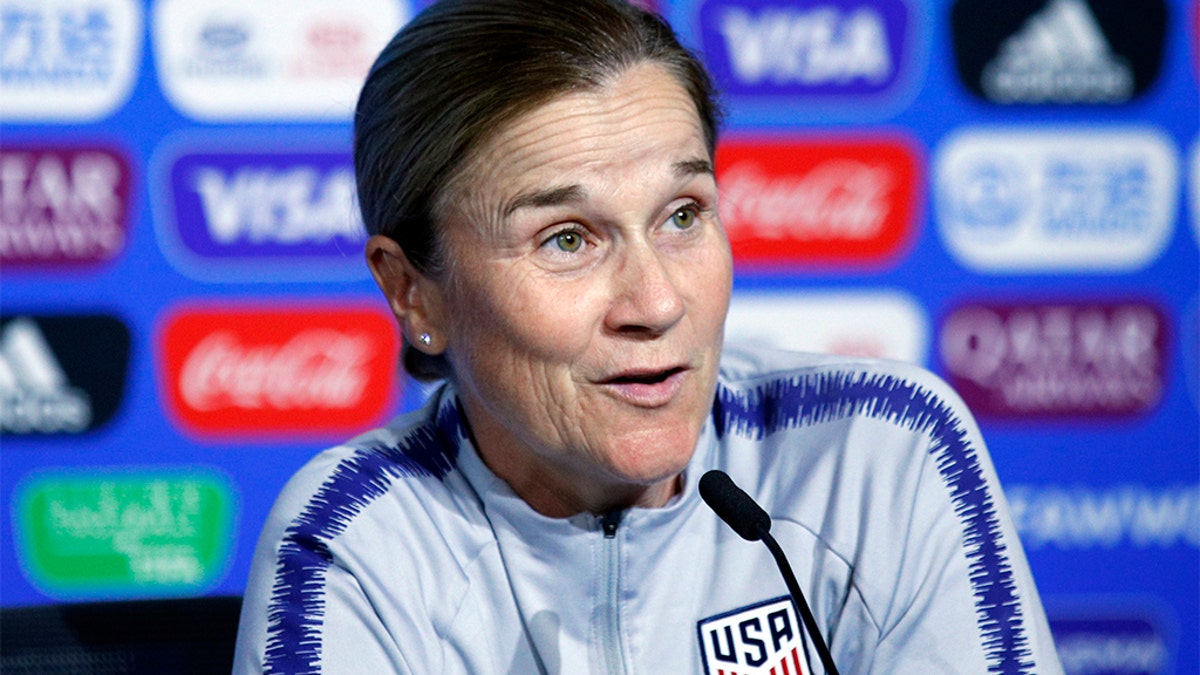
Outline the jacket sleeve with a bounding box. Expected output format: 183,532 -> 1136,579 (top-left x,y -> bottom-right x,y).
860,375 -> 1063,675
230,450 -> 419,675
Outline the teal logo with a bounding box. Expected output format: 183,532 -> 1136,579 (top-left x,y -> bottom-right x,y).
15,469 -> 236,598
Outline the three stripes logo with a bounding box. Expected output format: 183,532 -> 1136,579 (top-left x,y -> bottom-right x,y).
698,597 -> 810,675
951,0 -> 1167,104
0,315 -> 130,435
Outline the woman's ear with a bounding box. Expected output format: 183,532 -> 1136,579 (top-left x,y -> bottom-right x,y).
365,235 -> 446,354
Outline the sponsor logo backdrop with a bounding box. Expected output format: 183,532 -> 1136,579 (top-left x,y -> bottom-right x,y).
1,0 -> 1196,672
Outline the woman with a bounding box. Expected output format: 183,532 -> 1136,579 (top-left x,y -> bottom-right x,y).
234,1 -> 1063,673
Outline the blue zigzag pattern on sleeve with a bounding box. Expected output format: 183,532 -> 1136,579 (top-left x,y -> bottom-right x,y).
713,370 -> 1035,675
262,399 -> 465,674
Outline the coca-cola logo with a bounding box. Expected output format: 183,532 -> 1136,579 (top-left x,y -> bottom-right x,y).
938,300 -> 1168,418
158,304 -> 398,439
716,136 -> 919,266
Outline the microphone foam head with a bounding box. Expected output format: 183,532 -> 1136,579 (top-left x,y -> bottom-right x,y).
699,469 -> 771,542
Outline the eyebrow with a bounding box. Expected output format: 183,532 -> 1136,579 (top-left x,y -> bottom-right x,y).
501,157 -> 714,218
673,157 -> 714,178
503,185 -> 584,218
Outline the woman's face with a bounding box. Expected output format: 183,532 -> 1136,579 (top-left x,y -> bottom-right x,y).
428,63 -> 732,516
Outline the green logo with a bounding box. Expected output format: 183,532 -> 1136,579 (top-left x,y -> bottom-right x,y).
15,469 -> 236,598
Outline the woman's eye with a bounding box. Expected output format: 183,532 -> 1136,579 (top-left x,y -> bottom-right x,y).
552,230 -> 584,253
669,205 -> 697,230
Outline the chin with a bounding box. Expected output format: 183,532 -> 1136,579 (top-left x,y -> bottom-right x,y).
603,423 -> 701,486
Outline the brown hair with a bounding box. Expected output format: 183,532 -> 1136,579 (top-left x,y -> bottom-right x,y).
355,0 -> 721,380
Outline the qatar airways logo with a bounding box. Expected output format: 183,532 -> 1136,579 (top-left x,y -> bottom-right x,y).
1,145 -> 131,266
939,300 -> 1167,418
698,0 -> 912,100
158,305 -> 398,439
155,143 -> 368,282
716,137 -> 918,266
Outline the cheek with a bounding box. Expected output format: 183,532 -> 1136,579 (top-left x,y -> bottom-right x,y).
450,270 -> 599,377
690,241 -> 734,331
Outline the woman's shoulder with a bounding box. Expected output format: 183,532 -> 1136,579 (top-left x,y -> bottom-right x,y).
714,342 -> 986,473
261,389 -> 485,555
717,342 -> 968,412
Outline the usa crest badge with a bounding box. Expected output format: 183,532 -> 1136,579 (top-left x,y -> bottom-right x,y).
697,596 -> 810,675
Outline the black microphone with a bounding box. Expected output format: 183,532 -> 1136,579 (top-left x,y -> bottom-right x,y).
698,469 -> 771,541
699,469 -> 840,675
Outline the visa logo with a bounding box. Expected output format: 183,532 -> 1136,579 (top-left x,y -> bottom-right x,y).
698,597 -> 808,674
700,0 -> 909,99
156,142 -> 370,282
191,165 -> 361,245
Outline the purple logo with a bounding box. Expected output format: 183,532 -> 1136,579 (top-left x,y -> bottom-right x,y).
1049,614 -> 1171,675
698,0 -> 911,99
0,145 -> 132,267
157,145 -> 367,281
938,300 -> 1168,418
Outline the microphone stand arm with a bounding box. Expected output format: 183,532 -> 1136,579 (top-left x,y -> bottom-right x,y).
758,525 -> 841,675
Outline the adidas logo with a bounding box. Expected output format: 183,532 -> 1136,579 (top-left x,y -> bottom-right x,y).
0,318 -> 93,433
981,0 -> 1133,103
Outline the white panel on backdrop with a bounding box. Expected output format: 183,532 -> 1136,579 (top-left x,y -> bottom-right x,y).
725,291 -> 928,364
152,0 -> 407,121
935,126 -> 1178,273
0,0 -> 143,122
1190,137 -> 1198,249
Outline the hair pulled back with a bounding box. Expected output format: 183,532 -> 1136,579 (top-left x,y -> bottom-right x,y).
355,0 -> 721,380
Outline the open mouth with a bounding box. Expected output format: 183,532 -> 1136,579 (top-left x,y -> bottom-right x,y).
605,366 -> 685,385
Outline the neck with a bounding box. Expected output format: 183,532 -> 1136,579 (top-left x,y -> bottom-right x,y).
509,469 -> 683,518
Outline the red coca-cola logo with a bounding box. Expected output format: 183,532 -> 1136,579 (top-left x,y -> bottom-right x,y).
715,136 -> 920,266
159,303 -> 399,439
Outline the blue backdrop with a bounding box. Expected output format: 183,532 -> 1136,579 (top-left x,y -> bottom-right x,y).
2,1 -> 1196,672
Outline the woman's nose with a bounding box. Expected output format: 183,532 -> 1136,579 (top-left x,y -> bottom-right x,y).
603,241 -> 686,338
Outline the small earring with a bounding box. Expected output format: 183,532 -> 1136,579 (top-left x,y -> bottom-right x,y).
417,333 -> 432,346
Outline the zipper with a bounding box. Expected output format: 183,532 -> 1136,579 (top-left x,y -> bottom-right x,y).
601,508 -> 622,538
598,509 -> 628,674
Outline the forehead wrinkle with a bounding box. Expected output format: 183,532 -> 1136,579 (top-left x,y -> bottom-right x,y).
441,64 -> 707,238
